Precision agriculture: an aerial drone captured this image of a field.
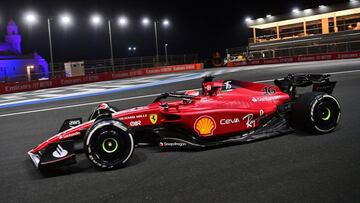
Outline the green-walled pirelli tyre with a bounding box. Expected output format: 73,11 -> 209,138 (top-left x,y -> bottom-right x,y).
292,92 -> 341,134
84,118 -> 134,170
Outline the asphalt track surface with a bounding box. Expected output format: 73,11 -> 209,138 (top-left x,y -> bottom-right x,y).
1,59 -> 360,203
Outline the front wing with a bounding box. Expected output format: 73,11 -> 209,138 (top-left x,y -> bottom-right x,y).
28,140 -> 76,169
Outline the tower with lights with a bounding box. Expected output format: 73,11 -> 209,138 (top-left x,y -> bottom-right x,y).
4,20 -> 22,54
0,20 -> 49,82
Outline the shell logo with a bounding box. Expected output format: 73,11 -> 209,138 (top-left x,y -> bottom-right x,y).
194,116 -> 216,136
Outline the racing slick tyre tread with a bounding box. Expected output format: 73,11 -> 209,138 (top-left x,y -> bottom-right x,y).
292,92 -> 341,134
84,118 -> 134,170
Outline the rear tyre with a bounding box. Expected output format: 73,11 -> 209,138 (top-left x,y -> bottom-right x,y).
84,118 -> 134,170
292,92 -> 341,134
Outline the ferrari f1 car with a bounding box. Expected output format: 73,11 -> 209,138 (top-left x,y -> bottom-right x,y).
28,74 -> 341,170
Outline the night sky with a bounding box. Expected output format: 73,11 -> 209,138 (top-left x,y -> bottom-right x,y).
0,0 -> 348,62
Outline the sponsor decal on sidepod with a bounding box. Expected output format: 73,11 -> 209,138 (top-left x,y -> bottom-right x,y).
252,95 -> 282,103
243,110 -> 265,128
130,120 -> 142,127
159,142 -> 187,147
220,118 -> 240,125
194,116 -> 216,136
220,109 -> 264,128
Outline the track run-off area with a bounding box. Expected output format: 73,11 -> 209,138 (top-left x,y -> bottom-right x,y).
1,59 -> 360,202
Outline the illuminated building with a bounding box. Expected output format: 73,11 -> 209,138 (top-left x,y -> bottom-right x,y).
0,20 -> 49,82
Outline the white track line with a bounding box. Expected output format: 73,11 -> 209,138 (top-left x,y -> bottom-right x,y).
0,94 -> 160,118
325,69 -> 360,75
0,69 -> 360,118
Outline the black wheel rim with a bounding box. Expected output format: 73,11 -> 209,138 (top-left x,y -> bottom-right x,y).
102,137 -> 119,153
320,107 -> 331,121
91,127 -> 130,164
313,99 -> 339,131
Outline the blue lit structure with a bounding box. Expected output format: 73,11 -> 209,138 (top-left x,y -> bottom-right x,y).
0,20 -> 49,82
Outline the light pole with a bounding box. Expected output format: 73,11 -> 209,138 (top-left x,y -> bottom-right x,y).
164,43 -> 168,65
53,13 -> 73,77
47,18 -> 54,77
90,14 -> 113,71
108,19 -> 114,72
90,15 -> 128,72
142,17 -> 170,63
154,21 -> 159,63
24,11 -> 55,78
90,14 -> 114,71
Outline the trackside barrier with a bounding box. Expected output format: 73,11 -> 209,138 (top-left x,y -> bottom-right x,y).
0,63 -> 203,94
227,51 -> 360,67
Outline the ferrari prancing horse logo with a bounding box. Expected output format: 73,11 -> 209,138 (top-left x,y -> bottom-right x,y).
150,114 -> 158,124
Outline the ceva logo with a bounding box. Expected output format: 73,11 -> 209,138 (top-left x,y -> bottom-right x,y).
52,144 -> 68,158
220,118 -> 240,125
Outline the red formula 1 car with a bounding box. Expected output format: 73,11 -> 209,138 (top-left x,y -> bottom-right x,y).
28,74 -> 341,170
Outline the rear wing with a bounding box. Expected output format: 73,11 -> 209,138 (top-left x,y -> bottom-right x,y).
275,74 -> 337,98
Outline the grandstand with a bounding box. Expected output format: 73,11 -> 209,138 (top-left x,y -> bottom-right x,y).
228,1 -> 360,59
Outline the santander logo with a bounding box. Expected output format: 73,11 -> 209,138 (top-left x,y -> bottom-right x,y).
52,144 -> 68,158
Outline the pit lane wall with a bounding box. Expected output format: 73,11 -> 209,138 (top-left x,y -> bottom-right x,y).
0,63 -> 203,94
227,51 -> 360,67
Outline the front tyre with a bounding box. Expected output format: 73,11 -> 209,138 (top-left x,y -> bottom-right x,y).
84,118 -> 134,170
292,92 -> 341,133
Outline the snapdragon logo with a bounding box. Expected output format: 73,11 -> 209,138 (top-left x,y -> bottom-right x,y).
52,144 -> 68,158
159,142 -> 187,147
